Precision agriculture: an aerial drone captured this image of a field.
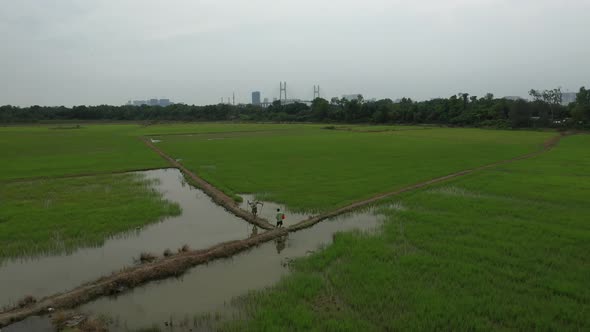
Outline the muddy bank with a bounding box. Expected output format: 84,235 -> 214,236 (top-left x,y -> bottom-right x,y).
0,169 -> 251,308
143,138 -> 275,230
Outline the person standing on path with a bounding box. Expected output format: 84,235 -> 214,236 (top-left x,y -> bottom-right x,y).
276,208 -> 285,227
247,200 -> 263,217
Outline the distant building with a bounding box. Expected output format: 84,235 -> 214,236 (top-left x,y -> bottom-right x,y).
252,91 -> 261,105
261,98 -> 270,108
503,96 -> 524,101
131,98 -> 173,107
561,92 -> 577,105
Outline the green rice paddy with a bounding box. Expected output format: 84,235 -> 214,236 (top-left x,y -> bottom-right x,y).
2,123 -> 587,330
222,134 -> 590,331
0,173 -> 180,259
154,127 -> 553,212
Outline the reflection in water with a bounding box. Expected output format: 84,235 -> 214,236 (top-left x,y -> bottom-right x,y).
250,225 -> 259,238
0,169 -> 251,308
274,234 -> 288,254
78,209 -> 383,331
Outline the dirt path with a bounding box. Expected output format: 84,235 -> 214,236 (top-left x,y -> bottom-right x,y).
142,138 -> 275,230
0,133 -> 566,328
290,132 -> 567,231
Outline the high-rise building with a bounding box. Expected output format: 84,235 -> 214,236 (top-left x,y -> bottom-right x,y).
252,91 -> 261,105
159,99 -> 171,106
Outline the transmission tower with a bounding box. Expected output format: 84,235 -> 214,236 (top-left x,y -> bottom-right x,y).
313,85 -> 320,99
280,82 -> 287,103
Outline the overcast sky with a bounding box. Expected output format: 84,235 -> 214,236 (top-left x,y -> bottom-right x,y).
1,0 -> 589,106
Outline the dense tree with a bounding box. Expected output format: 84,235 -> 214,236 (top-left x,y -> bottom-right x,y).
1,89 -> 579,128
571,87 -> 590,125
509,99 -> 532,127
529,87 -> 562,121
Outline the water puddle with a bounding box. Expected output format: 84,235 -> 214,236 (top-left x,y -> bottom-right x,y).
0,169 -> 253,308
77,209 -> 384,331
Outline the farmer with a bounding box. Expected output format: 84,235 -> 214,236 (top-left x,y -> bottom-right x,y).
275,208 -> 285,227
247,200 -> 263,217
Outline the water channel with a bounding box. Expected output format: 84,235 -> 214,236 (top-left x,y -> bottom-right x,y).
0,169 -> 250,308
2,168 -> 385,331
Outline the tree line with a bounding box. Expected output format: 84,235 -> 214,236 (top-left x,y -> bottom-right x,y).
1,87 -> 589,128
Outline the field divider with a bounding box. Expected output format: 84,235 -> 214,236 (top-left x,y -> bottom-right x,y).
141,137 -> 275,230
0,228 -> 289,328
0,133 -> 566,328
290,132 -> 566,231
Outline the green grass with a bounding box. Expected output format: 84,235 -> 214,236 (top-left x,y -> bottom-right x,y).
332,124 -> 433,131
155,128 -> 553,212
0,125 -> 167,180
0,123 -> 324,181
0,173 -> 181,259
222,135 -> 590,331
136,123 -> 323,136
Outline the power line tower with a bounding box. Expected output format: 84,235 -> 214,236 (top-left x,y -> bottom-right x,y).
313,85 -> 320,99
280,82 -> 287,103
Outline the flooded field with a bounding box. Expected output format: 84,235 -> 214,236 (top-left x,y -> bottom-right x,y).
78,209 -> 383,331
2,168 -> 384,332
0,169 -> 253,308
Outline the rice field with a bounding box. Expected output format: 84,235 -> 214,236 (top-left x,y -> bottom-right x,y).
222,134 -> 590,331
154,127 -> 553,212
3,123 -> 585,331
0,173 -> 180,260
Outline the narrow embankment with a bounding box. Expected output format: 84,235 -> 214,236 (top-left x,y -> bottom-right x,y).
142,138 -> 275,230
0,133 -> 565,328
291,132 -> 565,231
0,228 -> 288,327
